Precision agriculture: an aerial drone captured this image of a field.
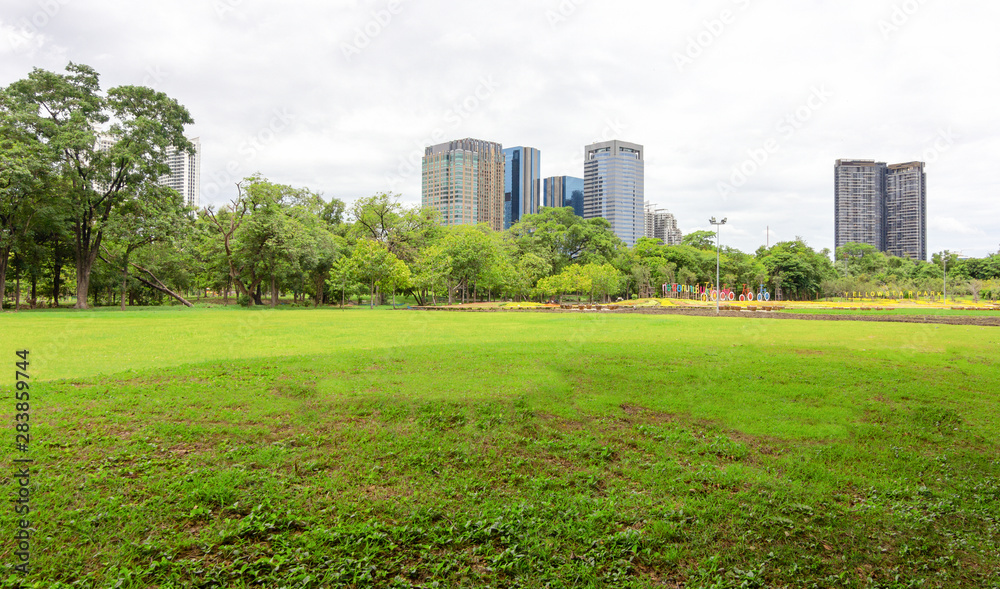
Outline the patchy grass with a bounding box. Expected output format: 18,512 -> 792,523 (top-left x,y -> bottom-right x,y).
1,308 -> 998,587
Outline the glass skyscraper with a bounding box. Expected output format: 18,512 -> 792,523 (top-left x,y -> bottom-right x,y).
542,176 -> 584,218
502,146 -> 540,229
583,140 -> 644,247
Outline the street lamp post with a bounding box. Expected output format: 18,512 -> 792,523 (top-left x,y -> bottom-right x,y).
709,217 -> 727,314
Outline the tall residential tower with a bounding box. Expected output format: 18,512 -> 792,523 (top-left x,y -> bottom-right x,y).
583,140 -> 644,247
422,138 -> 505,231
885,162 -> 926,261
161,137 -> 201,208
834,159 -> 926,260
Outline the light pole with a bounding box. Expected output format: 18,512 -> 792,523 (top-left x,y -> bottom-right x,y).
709,217 -> 727,314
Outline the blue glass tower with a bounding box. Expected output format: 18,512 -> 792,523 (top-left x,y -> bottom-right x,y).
503,146 -> 540,229
543,176 -> 585,218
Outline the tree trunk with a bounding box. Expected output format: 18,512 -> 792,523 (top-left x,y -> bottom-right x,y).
369,280 -> 375,309
75,263 -> 92,309
271,274 -> 278,307
14,264 -> 21,312
127,263 -> 193,307
120,253 -> 129,311
52,256 -> 61,307
447,280 -> 454,305
0,246 -> 9,312
30,273 -> 37,308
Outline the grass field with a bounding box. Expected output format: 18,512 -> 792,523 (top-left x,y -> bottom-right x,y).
1,308 -> 999,588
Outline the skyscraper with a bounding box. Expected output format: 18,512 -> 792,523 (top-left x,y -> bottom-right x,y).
644,204 -> 683,245
885,162 -> 926,261
834,159 -> 926,260
583,140 -> 644,247
422,138 -> 505,230
542,176 -> 584,218
502,146 -> 540,229
161,137 -> 201,208
834,159 -> 885,252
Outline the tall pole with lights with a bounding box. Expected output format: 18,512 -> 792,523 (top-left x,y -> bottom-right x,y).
709,217 -> 727,314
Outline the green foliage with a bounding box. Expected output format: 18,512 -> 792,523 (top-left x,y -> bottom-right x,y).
682,229 -> 717,250
3,62 -> 194,308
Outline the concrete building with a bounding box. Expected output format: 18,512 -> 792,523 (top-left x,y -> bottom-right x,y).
161,137 -> 201,208
835,159 -> 886,253
644,204 -> 683,245
583,140 -> 644,247
885,162 -> 926,261
422,138 -> 505,231
502,146 -> 540,229
542,175 -> 584,218
834,159 -> 926,260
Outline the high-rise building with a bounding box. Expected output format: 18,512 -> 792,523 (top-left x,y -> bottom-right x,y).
834,159 -> 926,260
583,140 -> 644,247
502,146 -> 540,229
835,159 -> 886,252
422,138 -> 504,231
644,204 -> 683,245
542,176 -> 584,218
885,162 -> 926,261
161,137 -> 201,208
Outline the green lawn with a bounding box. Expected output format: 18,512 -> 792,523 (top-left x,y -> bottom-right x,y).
1,308 -> 998,587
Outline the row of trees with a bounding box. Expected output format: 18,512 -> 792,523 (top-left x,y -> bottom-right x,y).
4,64 -> 999,311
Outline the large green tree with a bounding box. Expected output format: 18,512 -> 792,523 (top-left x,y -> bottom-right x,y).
5,63 -> 194,308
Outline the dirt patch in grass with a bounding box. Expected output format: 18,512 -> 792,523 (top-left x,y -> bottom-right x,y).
620,403 -> 676,424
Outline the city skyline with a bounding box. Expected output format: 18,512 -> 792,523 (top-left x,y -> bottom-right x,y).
2,1 -> 997,256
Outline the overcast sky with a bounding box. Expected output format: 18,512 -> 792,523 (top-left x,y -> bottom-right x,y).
2,0 -> 998,257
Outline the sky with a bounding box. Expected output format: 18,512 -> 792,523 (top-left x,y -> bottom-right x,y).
2,0 -> 998,258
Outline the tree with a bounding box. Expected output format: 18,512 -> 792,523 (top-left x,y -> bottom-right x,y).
681,230 -> 717,250
99,183 -> 192,309
351,238 -> 408,308
508,207 -> 622,274
5,63 -> 194,308
0,89 -> 54,310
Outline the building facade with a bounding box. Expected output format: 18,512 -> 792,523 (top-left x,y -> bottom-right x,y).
644,204 -> 683,245
161,137 -> 201,208
502,146 -> 540,229
422,138 -> 505,230
542,175 -> 585,218
834,159 -> 926,260
834,159 -> 886,253
885,162 -> 926,261
583,140 -> 644,247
